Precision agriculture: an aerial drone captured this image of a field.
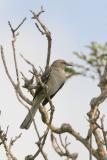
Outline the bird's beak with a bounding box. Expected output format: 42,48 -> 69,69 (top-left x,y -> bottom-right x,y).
66,62 -> 73,66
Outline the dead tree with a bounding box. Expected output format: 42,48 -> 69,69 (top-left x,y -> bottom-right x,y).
0,7 -> 107,160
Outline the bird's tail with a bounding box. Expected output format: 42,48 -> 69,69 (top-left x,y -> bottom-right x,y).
20,106 -> 38,129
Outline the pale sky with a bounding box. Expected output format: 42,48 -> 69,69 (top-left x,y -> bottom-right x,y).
0,0 -> 107,160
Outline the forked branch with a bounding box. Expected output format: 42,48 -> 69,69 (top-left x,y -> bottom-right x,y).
30,7 -> 52,68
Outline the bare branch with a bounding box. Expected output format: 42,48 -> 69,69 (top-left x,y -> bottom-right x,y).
20,54 -> 38,76
51,133 -> 78,160
0,45 -> 16,88
9,133 -> 22,155
36,6 -> 45,18
87,63 -> 107,160
100,115 -> 107,150
0,127 -> 17,160
21,72 -> 35,96
10,133 -> 22,146
30,7 -> 52,68
1,46 -> 32,106
8,17 -> 26,37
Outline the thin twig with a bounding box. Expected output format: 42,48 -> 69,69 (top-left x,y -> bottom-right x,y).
51,133 -> 78,160
8,17 -> 26,37
8,18 -> 26,86
20,54 -> 38,75
0,46 -> 16,88
30,7 -> 52,68
9,133 -> 22,153
0,127 -> 17,160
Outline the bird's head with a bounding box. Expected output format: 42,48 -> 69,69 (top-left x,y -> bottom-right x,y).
51,59 -> 73,70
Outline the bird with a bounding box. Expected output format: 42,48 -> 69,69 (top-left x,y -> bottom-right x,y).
20,59 -> 73,129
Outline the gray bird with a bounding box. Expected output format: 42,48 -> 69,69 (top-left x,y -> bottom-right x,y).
20,59 -> 72,129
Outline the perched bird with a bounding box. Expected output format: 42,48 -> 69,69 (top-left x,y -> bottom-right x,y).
20,59 -> 73,129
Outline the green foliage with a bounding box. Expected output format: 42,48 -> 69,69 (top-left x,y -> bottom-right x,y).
65,67 -> 76,74
72,42 -> 107,79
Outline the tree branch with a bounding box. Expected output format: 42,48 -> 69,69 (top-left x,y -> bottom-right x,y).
30,7 -> 52,68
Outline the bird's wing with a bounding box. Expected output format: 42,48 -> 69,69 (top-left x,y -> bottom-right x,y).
42,82 -> 65,106
33,67 -> 51,100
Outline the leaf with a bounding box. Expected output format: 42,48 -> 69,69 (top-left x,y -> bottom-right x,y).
65,67 -> 76,74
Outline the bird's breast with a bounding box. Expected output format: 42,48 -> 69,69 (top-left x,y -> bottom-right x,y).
46,69 -> 66,96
